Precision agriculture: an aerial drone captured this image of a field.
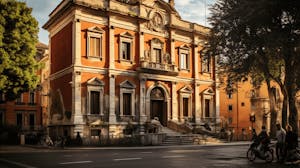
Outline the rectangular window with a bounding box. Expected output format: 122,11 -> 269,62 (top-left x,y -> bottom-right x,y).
91,129 -> 101,136
205,99 -> 210,117
16,94 -> 22,104
180,53 -> 188,69
183,98 -> 189,117
228,104 -> 233,112
29,113 -> 35,130
0,93 -> 5,103
202,58 -> 210,72
29,92 -> 35,104
0,110 -> 4,126
90,91 -> 100,114
228,117 -> 233,124
227,93 -> 232,99
154,48 -> 161,63
123,93 -> 131,116
121,42 -> 131,60
17,113 -> 22,127
89,37 -> 101,57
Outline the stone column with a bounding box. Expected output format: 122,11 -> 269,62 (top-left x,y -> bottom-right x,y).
73,71 -> 83,137
139,78 -> 147,123
139,32 -> 144,60
194,44 -> 199,79
170,31 -> 175,64
172,82 -> 178,122
109,26 -> 115,69
73,17 -> 81,66
215,59 -> 221,126
72,17 -> 83,137
108,74 -> 117,137
109,74 -> 116,124
195,84 -> 201,124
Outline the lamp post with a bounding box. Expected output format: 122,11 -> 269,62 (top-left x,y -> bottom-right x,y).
250,112 -> 256,129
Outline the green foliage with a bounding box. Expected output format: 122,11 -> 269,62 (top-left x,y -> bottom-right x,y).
0,0 -> 40,100
205,0 -> 300,132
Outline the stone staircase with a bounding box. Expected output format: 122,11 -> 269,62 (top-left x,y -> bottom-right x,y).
161,127 -> 224,145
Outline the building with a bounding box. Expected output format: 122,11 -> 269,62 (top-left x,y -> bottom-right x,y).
36,43 -> 50,130
43,0 -> 218,143
219,79 -> 285,140
0,42 -> 48,139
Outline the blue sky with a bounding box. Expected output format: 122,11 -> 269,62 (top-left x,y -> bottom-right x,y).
24,0 -> 215,45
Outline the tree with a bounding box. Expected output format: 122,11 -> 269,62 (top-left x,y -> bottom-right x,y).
204,0 -> 300,133
0,0 -> 40,100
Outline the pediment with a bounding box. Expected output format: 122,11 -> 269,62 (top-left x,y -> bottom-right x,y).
202,88 -> 215,95
120,32 -> 133,38
152,0 -> 179,16
151,38 -> 163,44
180,86 -> 193,94
87,26 -> 104,33
120,80 -> 136,89
87,77 -> 104,86
180,44 -> 190,50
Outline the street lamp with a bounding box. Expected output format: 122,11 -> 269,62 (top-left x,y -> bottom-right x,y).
250,112 -> 256,129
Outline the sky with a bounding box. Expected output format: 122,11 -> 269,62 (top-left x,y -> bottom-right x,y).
23,0 -> 215,45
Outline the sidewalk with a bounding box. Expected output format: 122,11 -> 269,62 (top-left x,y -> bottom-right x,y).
0,141 -> 251,153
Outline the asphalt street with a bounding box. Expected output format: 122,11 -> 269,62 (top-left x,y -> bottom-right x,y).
0,144 -> 299,168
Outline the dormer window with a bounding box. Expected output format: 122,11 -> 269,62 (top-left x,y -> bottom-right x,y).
119,32 -> 134,63
87,26 -> 104,61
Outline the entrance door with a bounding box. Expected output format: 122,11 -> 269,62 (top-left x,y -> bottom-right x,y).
151,100 -> 167,126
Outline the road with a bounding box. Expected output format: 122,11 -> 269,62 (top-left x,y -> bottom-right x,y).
0,144 -> 298,168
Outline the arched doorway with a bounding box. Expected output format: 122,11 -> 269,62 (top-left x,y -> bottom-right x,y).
150,87 -> 167,126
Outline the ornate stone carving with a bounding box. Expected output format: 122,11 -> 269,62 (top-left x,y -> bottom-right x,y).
147,12 -> 164,32
150,88 -> 164,100
117,0 -> 139,5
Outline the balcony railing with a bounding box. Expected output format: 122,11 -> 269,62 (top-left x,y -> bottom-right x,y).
202,117 -> 217,124
139,61 -> 178,75
20,125 -> 43,131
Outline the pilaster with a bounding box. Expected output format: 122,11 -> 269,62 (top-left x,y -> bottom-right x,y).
170,31 -> 175,64
109,74 -> 116,124
73,71 -> 83,137
194,44 -> 199,79
109,26 -> 115,69
171,82 -> 178,122
139,78 -> 147,123
73,18 -> 81,66
139,32 -> 144,60
195,83 -> 201,124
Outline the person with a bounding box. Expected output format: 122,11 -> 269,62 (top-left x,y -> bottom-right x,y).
257,126 -> 270,154
285,125 -> 300,162
241,128 -> 247,141
275,123 -> 286,162
251,128 -> 258,142
227,129 -> 232,142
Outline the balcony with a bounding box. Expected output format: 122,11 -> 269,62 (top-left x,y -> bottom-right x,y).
20,125 -> 43,131
139,61 -> 179,76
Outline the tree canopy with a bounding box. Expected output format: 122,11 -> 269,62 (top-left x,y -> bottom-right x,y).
204,0 -> 300,132
0,0 -> 40,100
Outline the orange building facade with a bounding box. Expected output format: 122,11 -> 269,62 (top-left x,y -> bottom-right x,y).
0,43 -> 48,136
218,79 -> 285,140
43,0 -> 218,142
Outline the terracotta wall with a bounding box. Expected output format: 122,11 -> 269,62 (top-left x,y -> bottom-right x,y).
51,22 -> 73,73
